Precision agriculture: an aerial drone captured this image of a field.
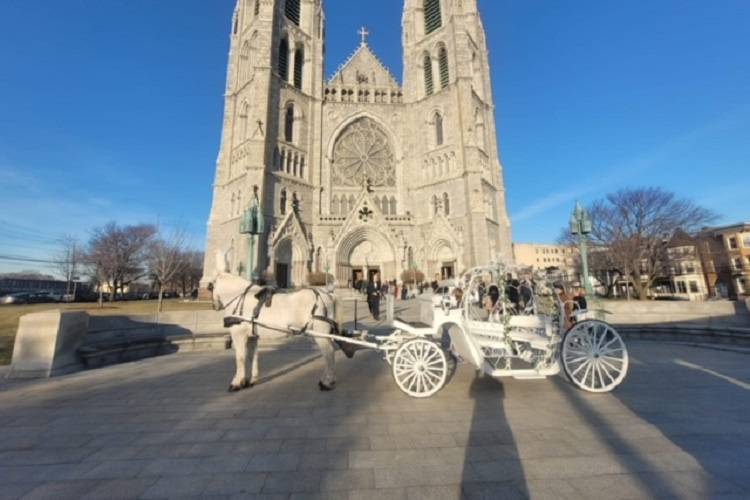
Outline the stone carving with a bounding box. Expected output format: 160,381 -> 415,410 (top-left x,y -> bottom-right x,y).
332,118 -> 395,188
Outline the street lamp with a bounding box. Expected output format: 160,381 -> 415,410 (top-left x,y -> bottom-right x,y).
570,201 -> 594,296
240,186 -> 265,283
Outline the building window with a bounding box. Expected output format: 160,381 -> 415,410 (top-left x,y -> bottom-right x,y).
293,46 -> 304,89
734,258 -> 743,270
284,105 -> 294,142
432,195 -> 439,216
254,0 -> 260,16
285,0 -> 300,26
685,263 -> 696,274
729,237 -> 738,249
443,193 -> 450,216
677,282 -> 687,294
423,0 -> 442,34
280,189 -> 287,215
438,46 -> 449,88
743,234 -> 750,248
278,38 -> 289,81
423,54 -> 434,96
233,13 -> 239,35
435,112 -> 443,146
689,281 -> 699,293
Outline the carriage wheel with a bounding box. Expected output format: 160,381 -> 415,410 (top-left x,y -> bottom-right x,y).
562,320 -> 629,393
392,339 -> 448,399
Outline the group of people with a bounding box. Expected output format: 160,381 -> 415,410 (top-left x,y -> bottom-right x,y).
356,273 -> 424,321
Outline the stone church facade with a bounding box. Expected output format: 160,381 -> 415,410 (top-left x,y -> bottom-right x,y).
203,0 -> 513,288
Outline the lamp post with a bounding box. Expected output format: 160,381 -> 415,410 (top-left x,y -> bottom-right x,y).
570,201 -> 594,296
240,186 -> 265,283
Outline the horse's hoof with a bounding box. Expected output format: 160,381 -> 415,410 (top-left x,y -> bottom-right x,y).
228,385 -> 241,393
318,381 -> 335,392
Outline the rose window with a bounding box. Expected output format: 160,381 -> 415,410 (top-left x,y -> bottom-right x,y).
332,118 -> 395,187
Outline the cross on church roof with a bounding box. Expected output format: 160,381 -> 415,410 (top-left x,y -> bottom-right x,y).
358,26 -> 370,46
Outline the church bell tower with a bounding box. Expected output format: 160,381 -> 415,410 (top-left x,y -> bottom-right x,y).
203,0 -> 326,284
401,0 -> 513,266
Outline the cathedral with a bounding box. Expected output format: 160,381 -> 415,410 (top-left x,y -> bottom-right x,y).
203,0 -> 513,288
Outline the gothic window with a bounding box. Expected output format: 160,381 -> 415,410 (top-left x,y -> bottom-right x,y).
438,46 -> 449,88
299,157 -> 305,179
278,37 -> 289,81
475,108 -> 486,150
254,0 -> 260,16
381,196 -> 389,215
233,13 -> 239,35
423,0 -> 442,34
390,197 -> 397,215
423,54 -> 434,96
285,0 -> 301,26
273,147 -> 280,170
239,42 -> 251,83
332,117 -> 396,188
331,196 -> 339,215
284,104 -> 294,142
237,102 -> 249,142
435,112 -> 444,146
443,193 -> 450,216
293,46 -> 304,89
432,195 -> 439,216
280,189 -> 287,215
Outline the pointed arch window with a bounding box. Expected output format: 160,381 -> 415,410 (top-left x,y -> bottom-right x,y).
424,54 -> 434,96
390,197 -> 397,215
239,42 -> 250,83
438,46 -> 449,88
293,45 -> 304,89
284,104 -> 294,143
443,193 -> 451,216
435,112 -> 444,146
285,0 -> 301,26
432,195 -> 439,216
278,37 -> 289,81
424,0 -> 442,34
280,189 -> 287,215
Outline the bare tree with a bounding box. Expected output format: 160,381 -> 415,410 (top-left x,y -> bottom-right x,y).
146,228 -> 190,312
86,222 -> 156,302
563,188 -> 717,299
174,250 -> 204,298
54,235 -> 81,296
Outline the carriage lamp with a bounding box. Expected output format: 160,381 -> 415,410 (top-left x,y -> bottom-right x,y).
570,201 -> 594,296
240,186 -> 266,282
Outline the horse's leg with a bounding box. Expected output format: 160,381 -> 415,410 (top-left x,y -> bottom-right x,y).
229,325 -> 251,392
249,335 -> 260,386
313,336 -> 336,391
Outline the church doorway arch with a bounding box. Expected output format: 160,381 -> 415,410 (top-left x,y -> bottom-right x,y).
428,241 -> 457,280
335,227 -> 397,287
274,238 -> 307,289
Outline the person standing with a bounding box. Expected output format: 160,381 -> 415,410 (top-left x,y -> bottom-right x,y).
367,272 -> 382,320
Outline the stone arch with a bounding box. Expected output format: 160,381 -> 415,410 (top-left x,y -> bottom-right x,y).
428,240 -> 457,280
326,111 -> 402,189
335,226 -> 398,284
273,237 -> 306,288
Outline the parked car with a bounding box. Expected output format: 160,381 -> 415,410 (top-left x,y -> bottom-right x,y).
0,291 -> 57,305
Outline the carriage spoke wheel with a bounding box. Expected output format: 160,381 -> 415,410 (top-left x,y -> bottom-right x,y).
562,320 -> 629,393
392,339 -> 448,398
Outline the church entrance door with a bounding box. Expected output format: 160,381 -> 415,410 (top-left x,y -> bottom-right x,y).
276,263 -> 290,289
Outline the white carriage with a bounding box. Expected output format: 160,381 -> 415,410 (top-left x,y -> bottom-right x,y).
322,265 -> 629,398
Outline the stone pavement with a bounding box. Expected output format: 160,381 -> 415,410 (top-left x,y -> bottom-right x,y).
1,299 -> 750,499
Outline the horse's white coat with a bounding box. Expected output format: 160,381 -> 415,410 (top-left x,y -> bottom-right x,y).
210,254 -> 339,391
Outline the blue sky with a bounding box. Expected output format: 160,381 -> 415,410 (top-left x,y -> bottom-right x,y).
1,0 -> 748,276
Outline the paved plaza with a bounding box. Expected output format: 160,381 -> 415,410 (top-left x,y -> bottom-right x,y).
1,301 -> 749,499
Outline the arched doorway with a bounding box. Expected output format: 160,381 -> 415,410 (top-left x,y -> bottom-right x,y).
429,242 -> 457,280
336,227 -> 397,287
275,239 -> 293,289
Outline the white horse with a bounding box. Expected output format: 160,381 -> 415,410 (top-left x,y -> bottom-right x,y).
208,252 -> 342,392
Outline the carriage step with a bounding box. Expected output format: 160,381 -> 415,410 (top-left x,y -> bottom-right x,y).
512,374 -> 547,380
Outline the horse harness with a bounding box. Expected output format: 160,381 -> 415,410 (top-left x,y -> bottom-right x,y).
221,286 -> 339,337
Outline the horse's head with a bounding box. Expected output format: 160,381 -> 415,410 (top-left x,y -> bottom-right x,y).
208,250 -> 252,311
